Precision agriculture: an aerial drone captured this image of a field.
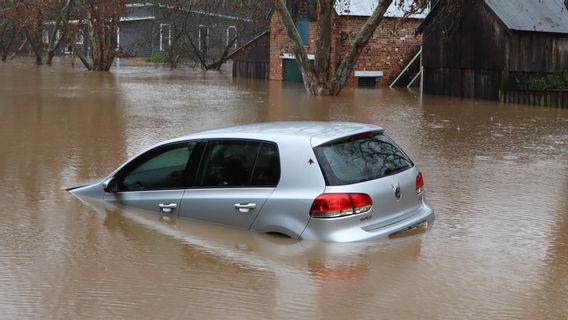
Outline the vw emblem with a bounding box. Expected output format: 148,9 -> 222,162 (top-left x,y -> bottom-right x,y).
394,185 -> 402,200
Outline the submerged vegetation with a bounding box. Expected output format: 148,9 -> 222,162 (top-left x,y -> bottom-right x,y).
528,73 -> 567,90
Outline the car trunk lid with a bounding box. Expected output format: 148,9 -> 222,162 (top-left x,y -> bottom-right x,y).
312,131 -> 424,230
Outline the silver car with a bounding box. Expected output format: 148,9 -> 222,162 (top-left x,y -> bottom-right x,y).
68,121 -> 434,242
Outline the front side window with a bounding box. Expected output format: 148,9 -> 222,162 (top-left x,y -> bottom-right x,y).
197,141 -> 280,187
314,133 -> 413,186
119,142 -> 196,191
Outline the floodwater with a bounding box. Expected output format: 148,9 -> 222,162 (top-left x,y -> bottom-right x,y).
0,58 -> 567,320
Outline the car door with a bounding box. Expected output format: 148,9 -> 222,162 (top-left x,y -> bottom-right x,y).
107,141 -> 201,215
179,140 -> 280,229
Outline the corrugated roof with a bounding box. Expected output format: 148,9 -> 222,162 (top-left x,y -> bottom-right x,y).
484,0 -> 568,34
334,0 -> 428,18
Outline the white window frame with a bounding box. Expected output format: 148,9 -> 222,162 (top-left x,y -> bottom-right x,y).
198,25 -> 208,51
160,23 -> 172,51
116,26 -> 120,50
42,29 -> 49,44
76,33 -> 84,45
226,26 -> 237,48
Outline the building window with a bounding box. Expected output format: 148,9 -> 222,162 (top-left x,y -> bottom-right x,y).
227,26 -> 237,48
76,33 -> 84,45
160,24 -> 171,51
358,77 -> 377,88
295,19 -> 309,46
42,29 -> 49,44
198,25 -> 208,53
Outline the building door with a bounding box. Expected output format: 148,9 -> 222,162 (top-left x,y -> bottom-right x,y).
283,59 -> 304,83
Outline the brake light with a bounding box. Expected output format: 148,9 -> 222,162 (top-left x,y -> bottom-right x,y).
416,172 -> 424,194
309,193 -> 372,218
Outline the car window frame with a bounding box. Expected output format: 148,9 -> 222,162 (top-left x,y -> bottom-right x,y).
114,140 -> 205,192
193,138 -> 281,189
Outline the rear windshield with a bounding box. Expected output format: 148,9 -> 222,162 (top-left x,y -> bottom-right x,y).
314,133 -> 414,186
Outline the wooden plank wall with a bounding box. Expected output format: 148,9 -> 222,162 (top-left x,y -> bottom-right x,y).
500,90 -> 568,109
421,0 -> 507,100
424,68 -> 501,99
232,61 -> 269,79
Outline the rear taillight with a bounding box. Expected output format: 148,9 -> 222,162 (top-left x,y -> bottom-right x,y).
309,193 -> 372,218
416,172 -> 424,194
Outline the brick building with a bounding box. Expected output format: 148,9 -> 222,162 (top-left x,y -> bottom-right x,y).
269,0 -> 427,88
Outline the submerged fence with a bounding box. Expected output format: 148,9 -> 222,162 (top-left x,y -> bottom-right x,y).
499,89 -> 568,109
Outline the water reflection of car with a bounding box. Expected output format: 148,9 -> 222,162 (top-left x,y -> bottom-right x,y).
68,121 -> 434,242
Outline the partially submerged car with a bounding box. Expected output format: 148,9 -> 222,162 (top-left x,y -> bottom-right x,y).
68,122 -> 434,242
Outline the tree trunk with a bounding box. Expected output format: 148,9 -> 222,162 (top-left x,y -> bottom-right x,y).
313,0 -> 334,95
46,0 -> 73,66
30,8 -> 43,66
73,43 -> 93,70
8,38 -> 28,61
1,26 -> 17,62
46,20 -> 63,66
78,16 -> 118,71
25,30 -> 43,66
274,0 -> 316,94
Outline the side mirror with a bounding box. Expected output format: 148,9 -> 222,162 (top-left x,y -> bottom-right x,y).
102,177 -> 119,193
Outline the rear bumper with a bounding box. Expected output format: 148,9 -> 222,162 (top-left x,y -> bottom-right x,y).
300,202 -> 435,242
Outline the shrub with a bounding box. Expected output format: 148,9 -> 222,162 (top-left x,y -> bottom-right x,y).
145,52 -> 169,63
528,73 -> 567,90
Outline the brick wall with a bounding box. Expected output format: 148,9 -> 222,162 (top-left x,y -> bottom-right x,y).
269,13 -> 423,87
269,13 -> 319,80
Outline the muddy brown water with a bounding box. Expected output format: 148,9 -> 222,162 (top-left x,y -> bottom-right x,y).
0,59 -> 567,319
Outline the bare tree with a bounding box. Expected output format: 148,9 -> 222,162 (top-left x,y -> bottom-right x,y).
0,1 -> 44,65
156,0 -> 272,70
0,0 -> 80,65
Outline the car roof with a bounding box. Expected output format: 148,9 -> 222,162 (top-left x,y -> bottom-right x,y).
173,121 -> 384,146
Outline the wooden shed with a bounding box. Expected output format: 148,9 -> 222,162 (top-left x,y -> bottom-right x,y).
230,31 -> 270,79
418,0 -> 568,100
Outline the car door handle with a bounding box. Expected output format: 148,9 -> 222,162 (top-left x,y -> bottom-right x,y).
234,203 -> 256,213
159,203 -> 177,214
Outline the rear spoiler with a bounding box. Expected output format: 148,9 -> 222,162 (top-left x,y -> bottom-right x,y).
311,129 -> 384,147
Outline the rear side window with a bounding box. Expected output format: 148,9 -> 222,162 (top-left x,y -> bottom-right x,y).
197,140 -> 280,187
314,133 -> 413,186
251,143 -> 280,186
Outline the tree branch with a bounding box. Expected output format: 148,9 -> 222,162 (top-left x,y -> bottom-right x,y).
73,43 -> 93,70
331,0 -> 393,95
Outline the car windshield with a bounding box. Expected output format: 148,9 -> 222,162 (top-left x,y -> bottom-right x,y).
314,132 -> 413,186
